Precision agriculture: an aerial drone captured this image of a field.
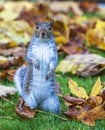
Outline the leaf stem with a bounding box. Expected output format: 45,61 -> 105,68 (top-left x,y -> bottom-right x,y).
1,97 -> 15,105
57,94 -> 63,97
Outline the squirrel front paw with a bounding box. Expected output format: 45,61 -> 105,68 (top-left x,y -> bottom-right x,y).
46,69 -> 54,80
34,59 -> 40,69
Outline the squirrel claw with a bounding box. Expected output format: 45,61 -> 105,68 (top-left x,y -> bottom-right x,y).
35,64 -> 40,70
46,69 -> 54,80
34,60 -> 40,69
46,75 -> 49,80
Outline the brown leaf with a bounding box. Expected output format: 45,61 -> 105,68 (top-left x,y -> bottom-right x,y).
79,0 -> 99,13
15,97 -> 36,118
77,111 -> 96,126
69,25 -> 87,40
0,69 -> 16,81
0,47 -> 26,58
61,38 -> 89,54
77,102 -> 105,126
17,3 -> 51,26
0,56 -> 24,69
64,105 -> 79,119
63,95 -> 85,105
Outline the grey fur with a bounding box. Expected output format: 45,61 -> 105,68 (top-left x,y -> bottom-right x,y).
14,22 -> 60,114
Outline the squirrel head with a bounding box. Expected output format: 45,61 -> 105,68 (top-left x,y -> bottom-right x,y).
34,19 -> 54,39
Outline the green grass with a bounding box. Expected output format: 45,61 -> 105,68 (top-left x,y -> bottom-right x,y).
0,48 -> 105,130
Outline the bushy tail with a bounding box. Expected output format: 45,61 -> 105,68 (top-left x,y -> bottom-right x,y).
14,66 -> 27,96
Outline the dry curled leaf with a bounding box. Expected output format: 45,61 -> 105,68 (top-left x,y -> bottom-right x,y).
0,85 -> 17,97
15,97 -> 36,118
56,54 -> 105,76
63,95 -> 85,105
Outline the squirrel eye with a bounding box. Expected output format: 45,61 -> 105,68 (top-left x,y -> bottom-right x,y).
48,27 -> 51,30
36,26 -> 39,29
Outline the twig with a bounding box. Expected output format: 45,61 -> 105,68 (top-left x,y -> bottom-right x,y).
33,116 -> 51,120
0,116 -> 13,120
35,109 -> 67,121
1,97 -> 15,105
57,94 -> 63,97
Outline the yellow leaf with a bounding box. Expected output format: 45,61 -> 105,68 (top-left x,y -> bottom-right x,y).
55,36 -> 68,44
90,77 -> 103,97
68,79 -> 88,99
0,56 -> 8,64
86,19 -> 105,50
56,60 -> 72,73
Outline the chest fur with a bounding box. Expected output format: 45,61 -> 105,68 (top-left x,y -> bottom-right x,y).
32,42 -> 50,64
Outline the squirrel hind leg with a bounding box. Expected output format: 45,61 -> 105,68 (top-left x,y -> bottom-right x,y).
14,66 -> 27,96
40,94 -> 60,114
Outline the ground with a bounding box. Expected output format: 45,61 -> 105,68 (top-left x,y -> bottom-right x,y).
0,47 -> 105,130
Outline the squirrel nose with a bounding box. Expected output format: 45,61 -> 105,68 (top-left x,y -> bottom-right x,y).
40,29 -> 46,36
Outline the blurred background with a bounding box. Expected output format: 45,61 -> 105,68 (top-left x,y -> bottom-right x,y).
0,0 -> 105,79
0,0 -> 105,2
0,0 -> 105,129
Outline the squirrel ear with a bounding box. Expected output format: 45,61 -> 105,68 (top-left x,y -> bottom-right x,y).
34,16 -> 39,25
50,20 -> 54,26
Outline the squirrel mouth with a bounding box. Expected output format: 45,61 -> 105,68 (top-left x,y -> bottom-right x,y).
40,33 -> 46,38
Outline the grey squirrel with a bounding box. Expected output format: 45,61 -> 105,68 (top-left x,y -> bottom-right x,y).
14,19 -> 60,115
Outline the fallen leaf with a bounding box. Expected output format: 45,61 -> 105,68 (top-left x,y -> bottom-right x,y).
64,105 -> 79,119
63,95 -> 85,105
0,47 -> 26,58
60,38 -> 89,54
0,56 -> 24,69
55,36 -> 68,45
56,54 -> 105,76
63,78 -> 105,126
56,60 -> 72,74
50,1 -> 78,13
0,56 -> 8,63
15,97 -> 36,118
90,77 -> 103,97
77,102 -> 105,126
79,0 -> 99,13
68,79 -> 88,99
0,1 -> 33,21
0,85 -> 17,97
0,69 -> 16,81
53,20 -> 69,44
86,19 -> 105,50
77,110 -> 96,126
